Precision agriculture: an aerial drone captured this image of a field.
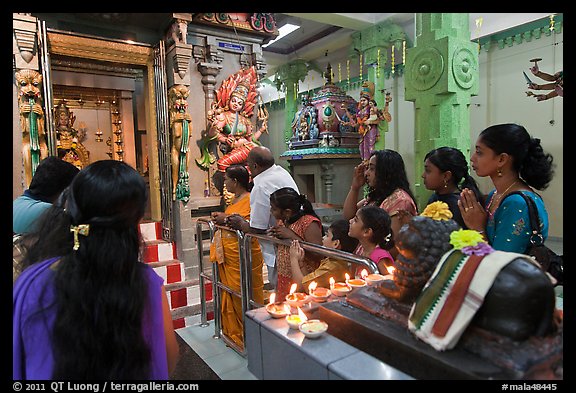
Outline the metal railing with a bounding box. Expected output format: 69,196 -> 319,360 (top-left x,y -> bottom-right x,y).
195,217 -> 380,357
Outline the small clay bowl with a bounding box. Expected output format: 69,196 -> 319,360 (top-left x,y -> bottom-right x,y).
266,302 -> 291,318
331,282 -> 352,297
310,287 -> 331,302
285,314 -> 306,329
285,292 -> 311,308
299,319 -> 328,339
346,278 -> 367,290
365,273 -> 387,286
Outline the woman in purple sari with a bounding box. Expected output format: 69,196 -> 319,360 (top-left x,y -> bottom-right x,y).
13,160 -> 179,380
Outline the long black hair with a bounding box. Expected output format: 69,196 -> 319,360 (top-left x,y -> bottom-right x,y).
23,160 -> 151,379
425,146 -> 482,201
270,187 -> 322,228
479,123 -> 555,190
367,149 -> 418,211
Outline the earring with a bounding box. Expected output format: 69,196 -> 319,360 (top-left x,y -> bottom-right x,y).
497,168 -> 503,177
444,179 -> 448,188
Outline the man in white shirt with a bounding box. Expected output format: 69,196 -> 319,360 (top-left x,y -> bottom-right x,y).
227,146 -> 299,290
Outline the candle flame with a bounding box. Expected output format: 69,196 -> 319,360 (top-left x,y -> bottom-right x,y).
289,283 -> 297,295
345,273 -> 350,281
360,269 -> 368,279
297,307 -> 308,321
308,281 -> 317,294
387,266 -> 396,275
329,277 -> 335,290
269,292 -> 276,304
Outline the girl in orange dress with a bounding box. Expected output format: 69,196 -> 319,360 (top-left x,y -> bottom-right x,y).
268,187 -> 324,300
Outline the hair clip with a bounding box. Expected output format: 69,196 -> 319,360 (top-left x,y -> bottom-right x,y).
70,224 -> 90,250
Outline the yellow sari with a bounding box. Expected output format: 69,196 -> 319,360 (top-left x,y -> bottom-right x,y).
209,193 -> 264,349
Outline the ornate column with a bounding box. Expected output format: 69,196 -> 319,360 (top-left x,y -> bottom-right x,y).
273,59 -> 312,144
350,21 -> 407,151
13,13 -> 47,188
320,163 -> 335,204
405,13 -> 479,209
165,13 -> 193,87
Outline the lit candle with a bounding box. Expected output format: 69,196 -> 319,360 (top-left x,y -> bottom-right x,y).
269,292 -> 276,305
388,266 -> 395,275
297,307 -> 308,322
345,273 -> 350,282
308,281 -> 317,295
329,277 -> 335,290
289,283 -> 297,295
360,269 -> 368,279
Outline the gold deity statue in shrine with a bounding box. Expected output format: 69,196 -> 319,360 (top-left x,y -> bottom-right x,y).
54,101 -> 90,169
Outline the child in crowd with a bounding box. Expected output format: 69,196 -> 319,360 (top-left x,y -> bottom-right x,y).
288,219 -> 359,293
421,146 -> 482,229
348,205 -> 395,277
268,187 -> 324,300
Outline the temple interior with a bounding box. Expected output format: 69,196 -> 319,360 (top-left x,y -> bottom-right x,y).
12,13 -> 563,381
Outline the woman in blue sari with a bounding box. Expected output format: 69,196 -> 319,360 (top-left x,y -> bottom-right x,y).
458,123 -> 555,253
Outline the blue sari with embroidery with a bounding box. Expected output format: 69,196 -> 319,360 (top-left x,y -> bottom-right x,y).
485,190 -> 549,253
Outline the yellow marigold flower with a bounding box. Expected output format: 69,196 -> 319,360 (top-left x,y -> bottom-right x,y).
450,229 -> 485,250
420,201 -> 453,221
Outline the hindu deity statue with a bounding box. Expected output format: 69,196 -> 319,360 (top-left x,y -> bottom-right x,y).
340,80 -> 392,162
168,84 -> 192,202
197,66 -> 268,191
290,94 -> 319,142
16,69 -> 48,186
54,101 -> 89,169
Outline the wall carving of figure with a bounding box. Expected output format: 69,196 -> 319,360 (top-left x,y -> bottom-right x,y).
54,101 -> 90,170
16,69 -> 48,186
167,18 -> 188,45
168,84 -> 192,202
197,66 -> 268,195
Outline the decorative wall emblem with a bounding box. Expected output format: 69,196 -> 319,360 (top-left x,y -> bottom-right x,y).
409,47 -> 444,91
452,47 -> 477,89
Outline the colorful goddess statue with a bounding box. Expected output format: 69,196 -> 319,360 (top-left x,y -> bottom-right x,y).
341,81 -> 391,162
16,69 -> 48,186
54,101 -> 89,170
197,66 -> 268,179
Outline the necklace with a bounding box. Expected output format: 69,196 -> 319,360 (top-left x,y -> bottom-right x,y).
487,180 -> 519,214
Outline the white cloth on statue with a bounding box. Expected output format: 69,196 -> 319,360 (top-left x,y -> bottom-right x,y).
408,250 -> 539,351
250,164 -> 299,268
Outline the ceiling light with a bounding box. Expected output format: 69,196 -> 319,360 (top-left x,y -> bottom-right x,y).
262,23 -> 300,48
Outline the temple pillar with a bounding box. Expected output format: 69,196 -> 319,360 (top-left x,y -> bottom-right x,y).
273,59 -> 312,144
350,21 -> 407,151
405,13 -> 479,209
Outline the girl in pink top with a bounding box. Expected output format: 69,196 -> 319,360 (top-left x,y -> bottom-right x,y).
348,205 -> 395,277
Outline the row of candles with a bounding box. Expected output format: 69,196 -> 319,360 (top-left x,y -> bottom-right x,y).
267,266 -> 396,326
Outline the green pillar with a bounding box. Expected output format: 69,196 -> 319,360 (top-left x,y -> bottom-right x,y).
350,21 -> 407,151
405,13 -> 479,210
273,59 -> 312,143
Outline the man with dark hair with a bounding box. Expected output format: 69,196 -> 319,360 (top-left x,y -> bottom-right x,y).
13,156 -> 79,234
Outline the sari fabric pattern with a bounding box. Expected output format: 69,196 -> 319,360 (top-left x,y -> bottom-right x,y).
209,193 -> 264,349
